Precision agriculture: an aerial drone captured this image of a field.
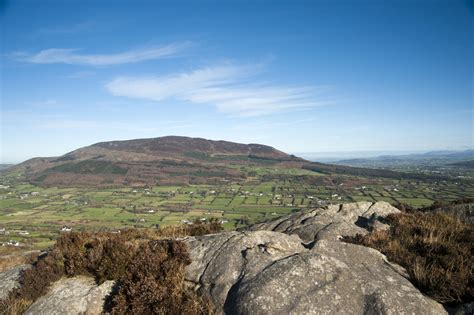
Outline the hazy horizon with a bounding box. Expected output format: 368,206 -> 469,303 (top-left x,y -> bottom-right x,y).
1,0 -> 473,163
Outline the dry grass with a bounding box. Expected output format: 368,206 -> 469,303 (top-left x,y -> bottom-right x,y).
344,212 -> 473,305
0,296 -> 32,315
1,220 -> 221,315
0,252 -> 38,273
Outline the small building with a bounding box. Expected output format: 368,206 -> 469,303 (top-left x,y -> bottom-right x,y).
6,240 -> 20,247
60,226 -> 72,232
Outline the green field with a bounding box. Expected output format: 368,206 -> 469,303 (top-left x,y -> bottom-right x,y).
1,166 -> 472,250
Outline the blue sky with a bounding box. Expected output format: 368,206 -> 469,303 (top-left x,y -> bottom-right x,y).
1,0 -> 472,163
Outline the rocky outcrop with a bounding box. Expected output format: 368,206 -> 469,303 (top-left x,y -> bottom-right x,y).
1,202 -> 450,314
25,276 -> 114,315
225,240 -> 444,314
247,201 -> 400,243
184,230 -> 305,310
183,201 -> 447,314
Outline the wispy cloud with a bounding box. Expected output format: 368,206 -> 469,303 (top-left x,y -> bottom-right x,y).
11,42 -> 190,66
106,64 -> 333,116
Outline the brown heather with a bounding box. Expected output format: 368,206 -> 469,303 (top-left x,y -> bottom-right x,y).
0,251 -> 37,274
344,212 -> 473,305
0,219 -> 221,315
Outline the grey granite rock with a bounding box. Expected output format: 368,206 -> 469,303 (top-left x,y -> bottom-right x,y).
248,201 -> 401,243
0,265 -> 29,300
25,276 -> 114,315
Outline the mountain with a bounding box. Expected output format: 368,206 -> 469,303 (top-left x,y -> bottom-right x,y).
12,136 -> 304,187
10,136 -> 459,187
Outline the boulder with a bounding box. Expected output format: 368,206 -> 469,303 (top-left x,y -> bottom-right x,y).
229,240 -> 446,314
184,230 -> 305,310
25,276 -> 114,315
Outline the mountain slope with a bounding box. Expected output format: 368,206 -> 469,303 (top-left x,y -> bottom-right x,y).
12,136 -> 304,187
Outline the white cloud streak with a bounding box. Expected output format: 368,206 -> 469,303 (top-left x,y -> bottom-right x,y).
12,42 -> 190,66
106,64 -> 333,116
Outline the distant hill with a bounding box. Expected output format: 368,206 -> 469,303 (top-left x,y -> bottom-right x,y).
11,136 -> 304,187
333,150 -> 474,168
0,164 -> 13,171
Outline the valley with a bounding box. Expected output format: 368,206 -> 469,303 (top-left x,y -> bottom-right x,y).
1,161 -> 472,251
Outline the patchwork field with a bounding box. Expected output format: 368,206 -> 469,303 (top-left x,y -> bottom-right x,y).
1,166 -> 472,250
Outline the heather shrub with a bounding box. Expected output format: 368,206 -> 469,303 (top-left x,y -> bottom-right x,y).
344,212 -> 473,305
2,221 -> 221,315
109,240 -> 214,314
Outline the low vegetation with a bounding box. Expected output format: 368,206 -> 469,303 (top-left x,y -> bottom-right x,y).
0,249 -> 37,273
48,160 -> 128,175
1,220 -> 221,315
344,211 -> 473,305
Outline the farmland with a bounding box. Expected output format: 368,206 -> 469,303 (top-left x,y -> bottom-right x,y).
1,165 -> 473,251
